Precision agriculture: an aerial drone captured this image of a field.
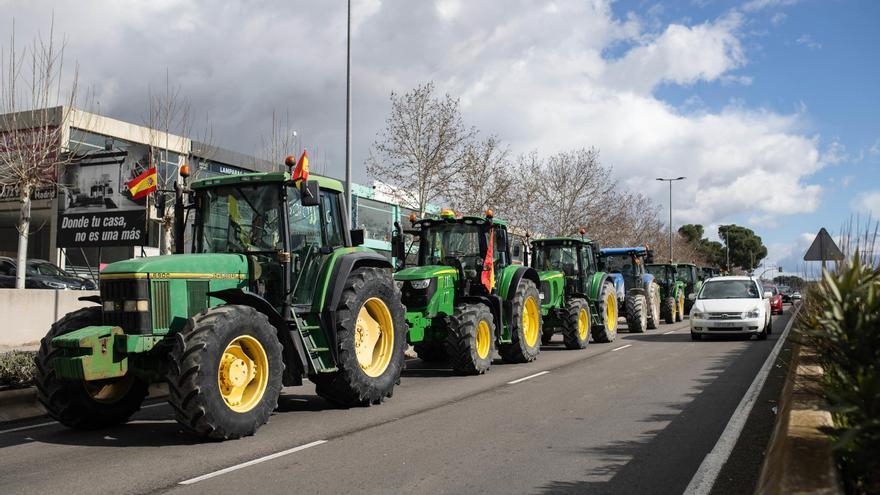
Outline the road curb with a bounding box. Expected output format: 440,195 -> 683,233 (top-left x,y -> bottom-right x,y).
0,383 -> 169,425
755,331 -> 842,494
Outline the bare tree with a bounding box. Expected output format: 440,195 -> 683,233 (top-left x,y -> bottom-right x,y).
503,151 -> 544,238
445,135 -> 513,216
367,82 -> 475,218
0,18 -> 83,288
261,108 -> 298,169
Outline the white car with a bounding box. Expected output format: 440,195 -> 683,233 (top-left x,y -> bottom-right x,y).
689,276 -> 773,341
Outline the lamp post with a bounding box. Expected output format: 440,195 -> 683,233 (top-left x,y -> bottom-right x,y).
656,176 -> 686,263
344,0 -> 353,224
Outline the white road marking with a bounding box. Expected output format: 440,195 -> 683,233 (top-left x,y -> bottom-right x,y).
611,344 -> 632,351
507,371 -> 550,385
0,421 -> 57,435
663,330 -> 677,335
179,440 -> 328,485
683,303 -> 802,495
142,402 -> 165,409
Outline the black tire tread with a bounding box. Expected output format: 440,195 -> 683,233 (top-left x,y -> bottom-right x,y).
626,294 -> 647,333
498,279 -> 542,363
561,298 -> 590,350
445,303 -> 495,375
592,282 -> 618,343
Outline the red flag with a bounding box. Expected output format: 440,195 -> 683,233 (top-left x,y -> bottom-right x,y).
292,150 -> 309,183
481,228 -> 495,293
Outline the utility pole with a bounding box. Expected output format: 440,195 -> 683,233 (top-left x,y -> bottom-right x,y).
655,177 -> 686,263
344,0 -> 353,225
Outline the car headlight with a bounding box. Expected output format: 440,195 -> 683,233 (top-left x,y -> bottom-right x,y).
692,311 -> 706,319
743,309 -> 760,319
44,281 -> 68,289
409,279 -> 431,290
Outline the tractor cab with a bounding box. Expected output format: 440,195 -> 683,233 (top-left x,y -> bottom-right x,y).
598,246 -> 662,332
646,263 -> 677,290
529,237 -> 597,299
598,247 -> 654,297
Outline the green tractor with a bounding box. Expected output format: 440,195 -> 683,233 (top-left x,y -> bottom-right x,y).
390,209 -> 542,375
646,263 -> 687,324
676,262 -> 703,314
529,233 -> 620,348
35,167 -> 408,440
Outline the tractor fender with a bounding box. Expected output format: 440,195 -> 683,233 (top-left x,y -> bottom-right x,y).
501,266 -> 541,300
588,272 -> 613,301
459,295 -> 504,339
207,288 -> 307,383
319,250 -> 394,363
628,287 -> 646,297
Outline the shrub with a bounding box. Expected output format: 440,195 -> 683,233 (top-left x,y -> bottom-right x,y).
798,254 -> 880,494
0,350 -> 37,389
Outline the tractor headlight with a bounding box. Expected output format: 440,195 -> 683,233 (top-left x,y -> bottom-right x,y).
103,300 -> 118,312
409,279 -> 431,290
394,280 -> 404,291
123,300 -> 150,312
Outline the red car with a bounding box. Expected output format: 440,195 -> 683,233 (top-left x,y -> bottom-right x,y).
765,285 -> 783,314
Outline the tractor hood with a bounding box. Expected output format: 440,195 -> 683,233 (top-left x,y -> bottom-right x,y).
101,253 -> 249,279
394,265 -> 459,281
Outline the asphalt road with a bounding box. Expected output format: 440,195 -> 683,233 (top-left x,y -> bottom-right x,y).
0,309 -> 793,495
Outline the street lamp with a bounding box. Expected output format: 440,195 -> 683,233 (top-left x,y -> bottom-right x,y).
344,0 -> 353,224
656,176 -> 686,263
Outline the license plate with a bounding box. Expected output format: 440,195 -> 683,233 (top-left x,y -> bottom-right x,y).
715,322 -> 739,328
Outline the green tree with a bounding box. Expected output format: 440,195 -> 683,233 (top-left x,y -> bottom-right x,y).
718,225 -> 767,271
773,275 -> 805,290
678,224 -> 704,244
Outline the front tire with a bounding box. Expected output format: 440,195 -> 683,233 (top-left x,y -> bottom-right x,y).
691,332 -> 702,341
647,283 -> 661,330
499,280 -> 542,363
446,303 -> 495,375
662,296 -> 676,325
167,305 -> 284,440
35,307 -> 149,430
675,292 -> 685,322
592,282 -> 619,343
561,298 -> 591,350
625,293 -> 647,333
313,267 -> 407,406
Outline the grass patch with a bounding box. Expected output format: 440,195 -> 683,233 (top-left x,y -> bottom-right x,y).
0,351 -> 37,389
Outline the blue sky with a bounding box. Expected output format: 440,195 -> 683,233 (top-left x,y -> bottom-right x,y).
610,0 -> 880,275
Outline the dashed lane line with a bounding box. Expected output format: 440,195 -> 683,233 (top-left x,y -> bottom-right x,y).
179,440 -> 328,485
507,371 -> 550,385
611,344 -> 632,351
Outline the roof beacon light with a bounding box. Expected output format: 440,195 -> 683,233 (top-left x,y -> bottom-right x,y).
409,212 -> 418,223
440,208 -> 455,219
179,164 -> 190,179
284,155 -> 297,170
485,209 -> 494,219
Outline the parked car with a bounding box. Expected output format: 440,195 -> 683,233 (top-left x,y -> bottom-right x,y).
765,284 -> 784,315
0,257 -> 97,290
689,276 -> 773,341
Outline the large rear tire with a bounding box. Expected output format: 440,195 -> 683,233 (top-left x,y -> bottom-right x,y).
592,282 -> 619,343
561,298 -> 591,350
647,283 -> 660,330
413,343 -> 447,363
313,267 -> 407,406
167,305 -> 284,440
35,307 -> 149,430
662,296 -> 676,325
625,293 -> 647,333
446,303 -> 495,375
499,280 -> 542,363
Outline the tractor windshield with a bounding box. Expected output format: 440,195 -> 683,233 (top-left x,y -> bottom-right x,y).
533,245 -> 578,276
676,265 -> 695,284
602,254 -> 637,277
197,184 -> 282,253
647,264 -> 675,284
419,223 -> 484,272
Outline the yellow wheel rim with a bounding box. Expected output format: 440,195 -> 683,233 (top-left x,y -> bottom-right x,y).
354,297 -> 395,378
605,292 -> 618,333
217,335 -> 268,413
578,308 -> 590,341
522,296 -> 540,347
475,320 -> 491,359
679,294 -> 685,318
84,376 -> 134,404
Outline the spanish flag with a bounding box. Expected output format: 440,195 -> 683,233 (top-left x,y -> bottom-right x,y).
128,167 -> 158,200
292,150 -> 309,184
481,227 -> 495,293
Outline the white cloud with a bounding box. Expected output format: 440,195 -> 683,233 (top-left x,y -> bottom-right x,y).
770,12 -> 787,25
796,34 -> 822,50
742,0 -> 800,12
852,191 -> 880,216
870,139 -> 880,156
0,0 -> 824,228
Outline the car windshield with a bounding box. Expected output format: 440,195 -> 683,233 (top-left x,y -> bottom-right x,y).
26,262 -> 69,277
699,280 -> 761,299
198,184 -> 282,253
602,254 -> 636,276
419,223 -> 484,267
533,245 -> 578,276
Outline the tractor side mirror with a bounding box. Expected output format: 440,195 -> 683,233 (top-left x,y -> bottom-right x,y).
300,180 -> 320,207
512,244 -> 521,258
391,222 -> 405,266
350,229 -> 365,246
